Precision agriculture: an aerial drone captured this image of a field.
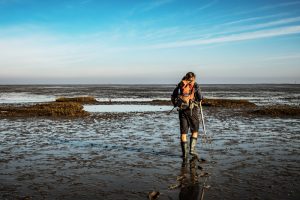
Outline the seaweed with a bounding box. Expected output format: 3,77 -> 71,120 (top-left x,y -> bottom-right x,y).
151,98 -> 257,108
250,105 -> 300,117
55,96 -> 97,104
201,98 -> 256,108
0,102 -> 89,117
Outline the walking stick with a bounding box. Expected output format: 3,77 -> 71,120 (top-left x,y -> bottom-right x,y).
199,101 -> 206,136
199,100 -> 208,144
167,106 -> 176,115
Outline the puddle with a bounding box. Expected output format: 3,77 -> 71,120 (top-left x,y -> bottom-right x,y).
84,104 -> 173,113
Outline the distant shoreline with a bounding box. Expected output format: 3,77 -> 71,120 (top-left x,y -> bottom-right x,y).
0,83 -> 299,86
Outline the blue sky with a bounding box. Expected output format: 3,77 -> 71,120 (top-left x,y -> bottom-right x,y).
0,0 -> 300,84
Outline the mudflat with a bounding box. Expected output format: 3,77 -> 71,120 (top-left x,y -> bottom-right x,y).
0,84 -> 299,199
0,107 -> 299,199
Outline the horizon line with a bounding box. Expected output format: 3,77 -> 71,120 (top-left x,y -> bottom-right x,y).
0,83 -> 299,86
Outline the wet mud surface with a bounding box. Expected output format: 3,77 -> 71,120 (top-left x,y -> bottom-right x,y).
1,107 -> 299,200
1,84 -> 299,199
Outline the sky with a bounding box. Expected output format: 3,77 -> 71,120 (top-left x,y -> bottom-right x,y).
0,0 -> 300,84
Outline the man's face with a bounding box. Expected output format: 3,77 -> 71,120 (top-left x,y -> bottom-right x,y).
188,77 -> 195,83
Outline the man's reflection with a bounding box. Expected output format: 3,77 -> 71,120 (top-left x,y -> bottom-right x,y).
179,157 -> 201,200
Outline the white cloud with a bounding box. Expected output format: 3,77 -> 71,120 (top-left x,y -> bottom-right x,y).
0,34 -> 110,69
141,0 -> 174,12
194,0 -> 217,12
221,13 -> 288,26
205,16 -> 300,38
228,1 -> 300,17
143,25 -> 300,49
259,1 -> 300,11
263,54 -> 300,60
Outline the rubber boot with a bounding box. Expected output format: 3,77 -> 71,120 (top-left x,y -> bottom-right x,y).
181,141 -> 188,160
189,137 -> 198,156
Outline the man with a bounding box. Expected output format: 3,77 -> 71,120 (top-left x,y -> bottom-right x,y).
171,72 -> 204,160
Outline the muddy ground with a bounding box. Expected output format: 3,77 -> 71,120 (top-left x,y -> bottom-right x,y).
0,106 -> 299,200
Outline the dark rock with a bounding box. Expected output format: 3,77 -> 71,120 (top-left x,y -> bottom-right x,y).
148,191 -> 160,200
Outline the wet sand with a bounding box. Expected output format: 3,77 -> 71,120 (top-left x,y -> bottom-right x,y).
0,107 -> 299,200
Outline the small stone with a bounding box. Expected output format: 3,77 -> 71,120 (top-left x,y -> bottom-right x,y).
148,191 -> 160,200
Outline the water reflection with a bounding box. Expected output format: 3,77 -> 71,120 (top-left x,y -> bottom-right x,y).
179,157 -> 202,200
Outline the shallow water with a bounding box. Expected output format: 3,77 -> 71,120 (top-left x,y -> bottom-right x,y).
84,105 -> 173,113
0,84 -> 299,106
0,92 -> 55,104
0,84 -> 300,199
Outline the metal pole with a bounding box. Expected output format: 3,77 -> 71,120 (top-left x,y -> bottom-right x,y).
199,101 -> 206,136
167,106 -> 176,115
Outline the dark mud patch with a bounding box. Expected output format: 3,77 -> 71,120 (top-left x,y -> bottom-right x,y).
202,98 -> 256,108
150,99 -> 173,106
86,112 -> 140,122
56,96 -> 97,104
224,139 -> 240,146
148,98 -> 256,108
0,102 -> 89,118
250,105 -> 300,117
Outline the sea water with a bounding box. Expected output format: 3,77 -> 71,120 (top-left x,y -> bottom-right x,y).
0,84 -> 299,106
